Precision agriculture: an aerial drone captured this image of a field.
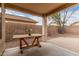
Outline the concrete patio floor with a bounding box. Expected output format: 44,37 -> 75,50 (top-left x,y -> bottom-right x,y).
3,42 -> 79,56
4,34 -> 79,56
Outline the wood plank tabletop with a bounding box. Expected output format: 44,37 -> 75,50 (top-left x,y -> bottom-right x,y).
13,34 -> 43,39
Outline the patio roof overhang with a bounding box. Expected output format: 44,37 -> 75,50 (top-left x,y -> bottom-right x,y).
0,3 -> 77,42
0,3 -> 77,17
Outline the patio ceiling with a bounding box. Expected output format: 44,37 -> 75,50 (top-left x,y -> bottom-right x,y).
2,3 -> 77,17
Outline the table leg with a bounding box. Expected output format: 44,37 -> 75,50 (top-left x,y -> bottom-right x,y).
32,37 -> 41,47
36,37 -> 41,47
20,38 -> 23,54
22,38 -> 29,47
32,37 -> 36,45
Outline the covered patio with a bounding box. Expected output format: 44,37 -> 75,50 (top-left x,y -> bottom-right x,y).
0,3 -> 79,56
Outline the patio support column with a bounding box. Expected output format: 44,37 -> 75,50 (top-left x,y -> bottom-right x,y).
42,15 -> 48,42
1,3 -> 5,48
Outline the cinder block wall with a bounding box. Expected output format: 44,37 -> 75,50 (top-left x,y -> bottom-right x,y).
66,26 -> 79,34
5,23 -> 42,42
48,26 -> 79,35
48,26 -> 58,36
5,23 -> 79,42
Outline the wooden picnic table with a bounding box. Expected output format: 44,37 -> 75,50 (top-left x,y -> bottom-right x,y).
13,34 -> 42,54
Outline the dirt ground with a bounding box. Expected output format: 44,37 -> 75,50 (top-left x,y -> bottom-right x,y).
47,34 -> 79,53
